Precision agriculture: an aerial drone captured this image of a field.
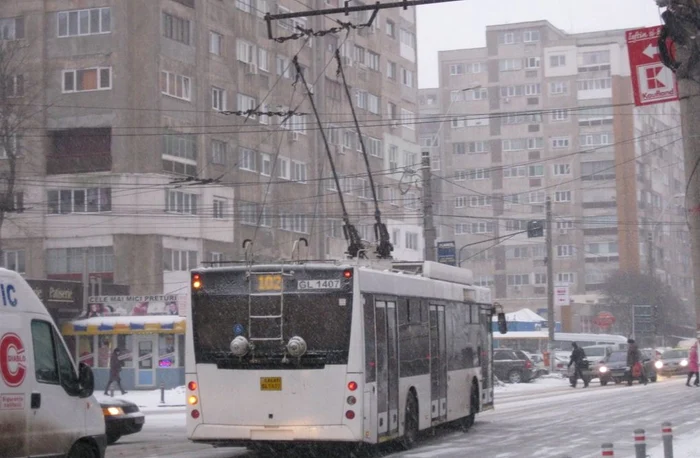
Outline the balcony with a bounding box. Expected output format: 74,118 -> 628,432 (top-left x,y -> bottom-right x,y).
48,128 -> 112,175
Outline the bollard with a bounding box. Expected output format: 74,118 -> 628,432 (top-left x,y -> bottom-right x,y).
601,443 -> 614,457
634,429 -> 646,458
160,383 -> 165,404
662,422 -> 673,458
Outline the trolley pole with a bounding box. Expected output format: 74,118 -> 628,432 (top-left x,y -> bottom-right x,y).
546,197 -> 555,372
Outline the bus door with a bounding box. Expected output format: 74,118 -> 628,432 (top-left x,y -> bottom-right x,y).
480,306 -> 494,409
375,299 -> 399,438
429,304 -> 447,422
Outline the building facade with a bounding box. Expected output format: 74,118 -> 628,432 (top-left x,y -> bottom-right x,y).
420,20 -> 692,313
0,0 -> 422,296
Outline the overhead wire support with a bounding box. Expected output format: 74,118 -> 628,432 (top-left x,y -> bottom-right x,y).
264,0 -> 460,40
334,49 -> 393,259
291,55 -> 365,259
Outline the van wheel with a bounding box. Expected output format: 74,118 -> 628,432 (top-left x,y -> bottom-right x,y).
400,393 -> 419,450
68,441 -> 97,458
106,433 -> 122,445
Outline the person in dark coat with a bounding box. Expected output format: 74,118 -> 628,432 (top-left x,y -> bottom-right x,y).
104,348 -> 127,396
626,338 -> 647,386
568,342 -> 588,388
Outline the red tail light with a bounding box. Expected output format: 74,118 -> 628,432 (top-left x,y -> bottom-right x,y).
345,410 -> 355,419
525,360 -> 532,369
191,409 -> 200,419
347,381 -> 357,391
188,381 -> 197,391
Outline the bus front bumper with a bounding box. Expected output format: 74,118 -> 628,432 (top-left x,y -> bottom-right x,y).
190,424 -> 361,446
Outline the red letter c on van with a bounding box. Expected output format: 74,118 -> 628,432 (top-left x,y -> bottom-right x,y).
0,333 -> 26,387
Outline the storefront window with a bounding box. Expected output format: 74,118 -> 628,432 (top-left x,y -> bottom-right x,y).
97,336 -> 113,368
77,335 -> 95,367
159,334 -> 176,368
116,334 -> 133,368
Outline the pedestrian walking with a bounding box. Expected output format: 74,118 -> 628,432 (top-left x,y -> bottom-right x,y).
568,342 -> 589,388
686,341 -> 699,387
104,348 -> 127,396
626,338 -> 647,386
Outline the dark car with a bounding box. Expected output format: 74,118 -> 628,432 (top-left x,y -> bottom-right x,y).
493,348 -> 535,383
658,348 -> 689,377
598,350 -> 659,385
100,398 -> 145,444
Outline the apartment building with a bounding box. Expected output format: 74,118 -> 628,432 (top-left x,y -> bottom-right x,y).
0,0 -> 422,296
420,20 -> 692,312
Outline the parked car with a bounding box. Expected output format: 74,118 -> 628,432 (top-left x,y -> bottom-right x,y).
522,351 -> 548,377
100,398 -> 145,444
658,348 -> 689,377
598,350 -> 659,385
493,348 -> 535,383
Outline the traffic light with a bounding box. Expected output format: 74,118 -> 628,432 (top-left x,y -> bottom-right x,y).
527,220 -> 544,238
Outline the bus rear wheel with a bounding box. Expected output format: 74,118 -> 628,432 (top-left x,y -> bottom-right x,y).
400,393 -> 419,450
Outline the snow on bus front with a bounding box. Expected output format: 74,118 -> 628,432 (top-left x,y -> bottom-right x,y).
191,267 -> 354,428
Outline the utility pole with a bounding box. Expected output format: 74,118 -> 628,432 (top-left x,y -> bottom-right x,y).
82,248 -> 89,316
647,232 -> 655,276
422,151 -> 436,262
545,197 -> 555,372
657,2 -> 700,339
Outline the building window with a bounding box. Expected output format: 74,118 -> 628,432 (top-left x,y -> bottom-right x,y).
211,86 -> 226,111
550,55 -> 566,67
163,249 -> 198,272
47,188 -> 112,214
557,219 -> 574,230
557,272 -> 575,284
260,153 -> 272,176
400,109 -> 414,130
165,190 -> 198,215
209,31 -> 223,55
401,68 -> 414,88
239,148 -> 257,172
236,0 -> 253,12
557,245 -> 575,257
163,12 -> 190,45
553,164 -> 571,175
276,55 -> 291,78
162,132 -> 197,176
580,133 -> 613,147
0,17 -> 24,40
387,61 -> 397,80
450,64 -> 464,75
63,67 -> 111,93
211,140 -> 226,165
472,88 -> 488,100
213,198 -> 227,219
551,137 -> 570,149
237,94 -> 257,119
499,59 -> 522,72
3,75 -> 24,98
277,156 -> 290,180
258,48 -> 269,72
47,247 -> 114,275
534,273 -> 547,285
58,8 -> 111,37
3,250 -> 25,274
388,145 -> 398,171
405,232 -> 418,250
507,274 -> 529,286
469,196 -> 492,207
555,190 -> 572,202
292,161 -> 307,183
551,109 -> 569,122
549,81 -> 569,95
499,32 -> 516,44
386,20 -> 396,38
528,165 -> 544,177
237,40 -> 256,64
523,30 -> 540,42
160,71 -> 191,101
210,252 -> 223,263
399,29 -> 416,49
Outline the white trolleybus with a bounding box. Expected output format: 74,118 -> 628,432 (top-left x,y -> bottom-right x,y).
185,260 -> 506,450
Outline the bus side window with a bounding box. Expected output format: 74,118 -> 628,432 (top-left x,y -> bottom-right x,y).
363,294 -> 376,383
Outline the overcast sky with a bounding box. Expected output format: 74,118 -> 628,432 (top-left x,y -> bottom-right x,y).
416,0 -> 663,88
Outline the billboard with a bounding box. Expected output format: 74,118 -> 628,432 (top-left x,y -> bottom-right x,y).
87,295 -> 187,317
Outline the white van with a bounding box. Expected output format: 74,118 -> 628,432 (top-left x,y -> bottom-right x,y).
0,268 -> 106,457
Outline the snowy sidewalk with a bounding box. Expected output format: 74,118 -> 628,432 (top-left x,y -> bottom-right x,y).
95,385 -> 187,414
631,432 -> 700,458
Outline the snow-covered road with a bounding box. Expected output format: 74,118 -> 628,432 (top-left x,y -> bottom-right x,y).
105,376 -> 700,458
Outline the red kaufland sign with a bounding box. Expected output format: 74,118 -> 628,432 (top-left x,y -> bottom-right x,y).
626,26 -> 679,107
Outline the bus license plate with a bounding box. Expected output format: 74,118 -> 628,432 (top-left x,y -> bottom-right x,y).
260,377 -> 282,391
297,279 -> 341,290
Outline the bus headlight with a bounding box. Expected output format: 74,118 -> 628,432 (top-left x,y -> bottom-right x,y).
230,336 -> 250,357
287,336 -> 307,358
655,360 -> 663,370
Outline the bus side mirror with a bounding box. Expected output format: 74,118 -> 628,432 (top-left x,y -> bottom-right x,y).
497,312 -> 508,334
78,363 -> 95,398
